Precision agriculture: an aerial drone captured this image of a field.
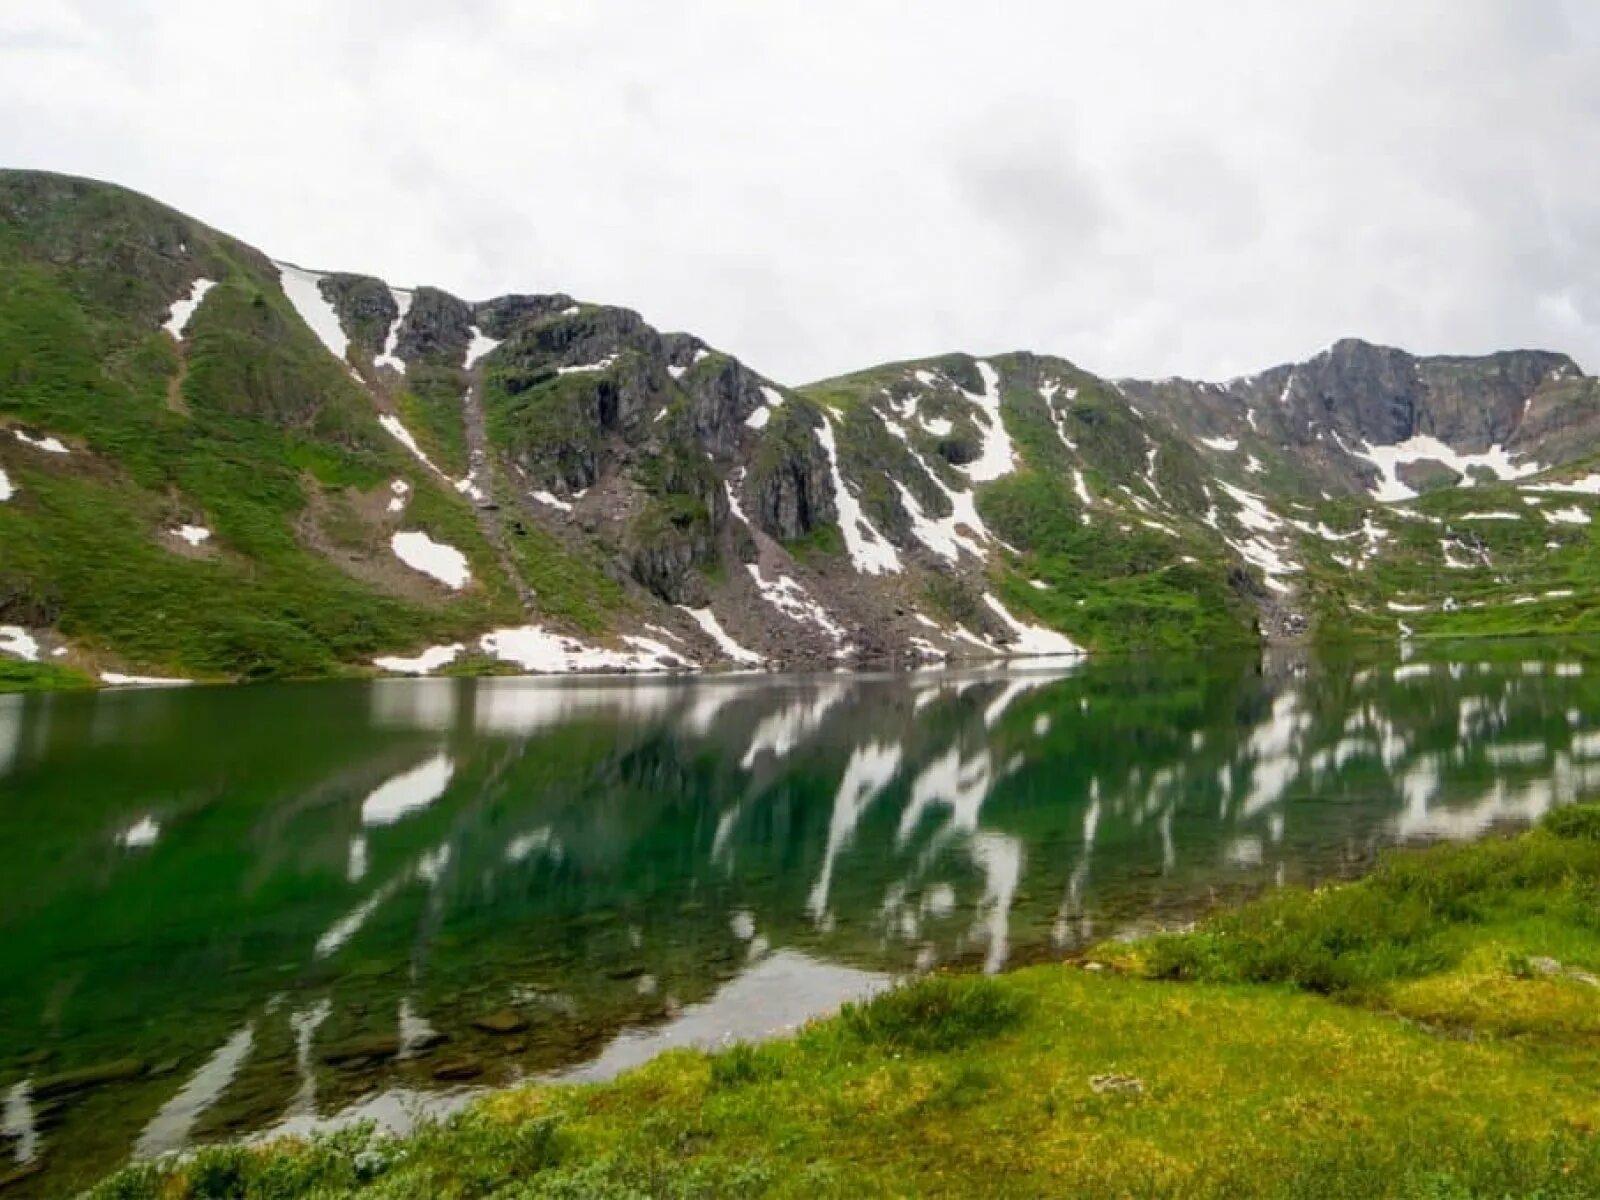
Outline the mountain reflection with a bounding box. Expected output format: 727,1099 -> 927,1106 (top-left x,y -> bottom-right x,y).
2,645 -> 1599,1191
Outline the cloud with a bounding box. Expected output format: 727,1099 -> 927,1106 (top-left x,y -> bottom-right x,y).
2,0 -> 1597,384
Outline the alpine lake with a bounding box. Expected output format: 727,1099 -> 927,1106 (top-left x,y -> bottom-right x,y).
5,640 -> 1600,1196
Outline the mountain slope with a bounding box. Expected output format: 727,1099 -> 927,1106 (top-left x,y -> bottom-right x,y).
0,170 -> 1596,688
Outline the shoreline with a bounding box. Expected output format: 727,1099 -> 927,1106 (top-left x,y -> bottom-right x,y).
86,802 -> 1600,1198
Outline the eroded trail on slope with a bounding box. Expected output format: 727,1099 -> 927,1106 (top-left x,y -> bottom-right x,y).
460,369 -> 535,611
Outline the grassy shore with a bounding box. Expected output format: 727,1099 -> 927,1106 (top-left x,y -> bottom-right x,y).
90,806 -> 1600,1198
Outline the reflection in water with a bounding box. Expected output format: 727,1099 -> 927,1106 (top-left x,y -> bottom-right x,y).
551,951 -> 891,1084
134,1023 -> 256,1159
3,645 -> 1600,1193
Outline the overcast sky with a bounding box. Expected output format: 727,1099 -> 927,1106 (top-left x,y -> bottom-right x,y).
3,2 -> 1598,385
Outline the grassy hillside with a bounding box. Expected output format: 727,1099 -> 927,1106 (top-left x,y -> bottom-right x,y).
0,172 -> 617,682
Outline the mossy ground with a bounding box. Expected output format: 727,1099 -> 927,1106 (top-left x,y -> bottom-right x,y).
91,805 -> 1600,1198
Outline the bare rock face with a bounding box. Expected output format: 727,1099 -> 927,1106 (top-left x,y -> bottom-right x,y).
747,402 -> 837,542
320,273 -> 396,359
680,356 -> 769,459
1289,339 -> 1420,447
473,293 -> 575,338
1413,350 -> 1576,450
396,287 -> 473,367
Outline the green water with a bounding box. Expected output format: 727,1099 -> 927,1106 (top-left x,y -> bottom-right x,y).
4,644 -> 1600,1195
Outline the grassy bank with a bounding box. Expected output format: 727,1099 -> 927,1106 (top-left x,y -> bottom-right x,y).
89,807 -> 1600,1198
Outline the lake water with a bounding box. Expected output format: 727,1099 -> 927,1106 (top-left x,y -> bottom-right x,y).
4,643 -> 1600,1194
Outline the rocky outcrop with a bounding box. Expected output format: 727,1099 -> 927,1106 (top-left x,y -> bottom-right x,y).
746,402 -> 836,542
321,273 -> 397,358
396,287 -> 473,367
474,293 -> 575,338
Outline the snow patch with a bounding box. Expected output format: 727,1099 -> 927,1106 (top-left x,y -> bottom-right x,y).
164,278 -> 216,340
679,606 -> 763,666
0,468 -> 12,501
274,263 -> 348,361
956,361 -> 1016,483
1459,511 -> 1522,522
1199,435 -> 1238,452
532,490 -> 573,513
745,564 -> 849,647
1522,474 -> 1600,496
463,326 -> 501,369
558,354 -> 617,375
1544,505 -> 1591,526
101,672 -> 190,688
169,524 -> 211,547
390,531 -> 471,590
0,626 -> 39,662
14,430 -> 68,454
373,288 -> 413,374
379,415 -> 444,476
374,643 -> 464,675
816,417 -> 901,574
982,593 -> 1083,657
479,626 -> 688,674
1354,435 -> 1538,503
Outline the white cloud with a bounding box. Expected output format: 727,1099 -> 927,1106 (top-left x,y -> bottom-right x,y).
3,1 -> 1597,384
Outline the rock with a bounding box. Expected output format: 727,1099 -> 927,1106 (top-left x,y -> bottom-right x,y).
320,273 -> 397,359
471,1009 -> 529,1036
747,402 -> 837,542
404,1031 -> 449,1055
319,1035 -> 401,1066
1530,956 -> 1563,977
430,1057 -> 485,1082
32,1058 -> 145,1099
1089,1073 -> 1143,1096
395,286 -> 474,368
474,293 -> 576,339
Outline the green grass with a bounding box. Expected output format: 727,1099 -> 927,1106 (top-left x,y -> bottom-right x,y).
0,657 -> 94,692
0,172 -> 644,681
88,804 -> 1600,1199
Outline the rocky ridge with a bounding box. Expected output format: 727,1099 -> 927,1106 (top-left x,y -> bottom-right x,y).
1,170 -> 1597,685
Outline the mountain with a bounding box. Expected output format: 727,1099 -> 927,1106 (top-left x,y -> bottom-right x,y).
1,170 -> 1597,688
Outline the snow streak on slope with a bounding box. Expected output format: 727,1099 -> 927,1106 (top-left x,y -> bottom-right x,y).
679,605 -> 764,665
816,417 -> 901,574
982,593 -> 1084,657
274,263 -> 348,362
14,431 -> 68,454
746,565 -> 849,648
379,415 -> 444,477
163,278 -> 215,340
957,361 -> 1016,483
373,288 -> 413,374
463,327 -> 500,369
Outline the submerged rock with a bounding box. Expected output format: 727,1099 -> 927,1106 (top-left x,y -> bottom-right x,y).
319,1035 -> 401,1066
32,1058 -> 145,1099
471,1009 -> 530,1036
